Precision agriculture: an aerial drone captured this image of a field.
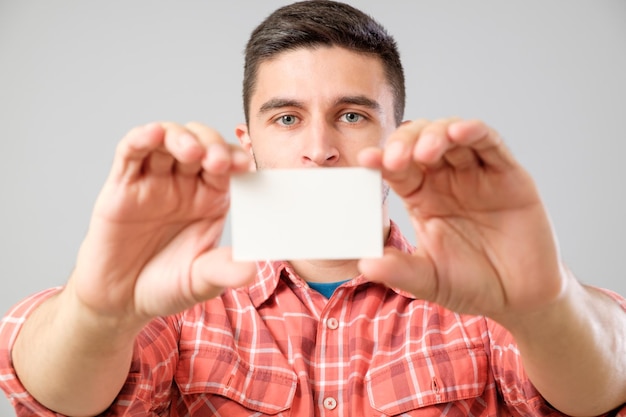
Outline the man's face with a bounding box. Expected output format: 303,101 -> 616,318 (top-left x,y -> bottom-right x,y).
237,46 -> 398,169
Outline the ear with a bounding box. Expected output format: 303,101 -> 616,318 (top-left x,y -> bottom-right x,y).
235,123 -> 253,154
235,123 -> 257,171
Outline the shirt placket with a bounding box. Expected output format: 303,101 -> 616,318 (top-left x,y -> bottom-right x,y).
313,286 -> 350,417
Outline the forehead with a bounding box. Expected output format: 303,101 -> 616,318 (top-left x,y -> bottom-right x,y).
250,46 -> 394,110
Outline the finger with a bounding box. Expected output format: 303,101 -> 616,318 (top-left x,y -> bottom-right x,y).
160,122 -> 207,177
185,122 -> 252,174
190,246 -> 257,301
170,133 -> 204,176
111,123 -> 166,183
382,119 -> 430,172
144,146 -> 176,176
358,247 -> 437,300
356,146 -> 383,169
182,123 -> 252,191
373,120 -> 430,198
443,146 -> 481,170
447,120 -> 516,171
381,117 -> 464,170
418,118 -> 482,170
185,122 -> 229,174
411,118 -> 459,168
144,122 -> 213,177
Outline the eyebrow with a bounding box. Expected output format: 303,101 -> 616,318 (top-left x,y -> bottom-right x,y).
258,98 -> 305,114
257,95 -> 382,115
334,95 -> 381,112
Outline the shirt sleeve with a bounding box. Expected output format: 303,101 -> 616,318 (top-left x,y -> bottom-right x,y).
0,288 -> 66,416
487,286 -> 626,416
0,289 -> 181,416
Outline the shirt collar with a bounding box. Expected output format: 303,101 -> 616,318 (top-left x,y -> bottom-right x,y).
245,220 -> 416,308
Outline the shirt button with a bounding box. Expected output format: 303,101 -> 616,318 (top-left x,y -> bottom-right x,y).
323,396 -> 337,410
326,317 -> 339,330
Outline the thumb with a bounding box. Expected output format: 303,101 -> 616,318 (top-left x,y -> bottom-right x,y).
190,246 -> 257,301
358,247 -> 437,300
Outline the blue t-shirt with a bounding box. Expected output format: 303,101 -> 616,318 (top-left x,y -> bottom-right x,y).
307,279 -> 350,299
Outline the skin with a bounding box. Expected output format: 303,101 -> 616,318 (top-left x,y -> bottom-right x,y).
11,46 -> 626,417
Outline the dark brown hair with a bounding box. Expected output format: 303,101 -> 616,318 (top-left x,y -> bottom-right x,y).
243,0 -> 405,125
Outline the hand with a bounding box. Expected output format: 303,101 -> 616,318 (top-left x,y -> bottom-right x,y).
358,118 -> 565,319
70,122 -> 256,325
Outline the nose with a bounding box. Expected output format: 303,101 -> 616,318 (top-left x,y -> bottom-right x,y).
301,122 -> 340,167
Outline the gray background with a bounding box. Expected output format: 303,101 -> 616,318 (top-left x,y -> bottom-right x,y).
1,1 -> 625,414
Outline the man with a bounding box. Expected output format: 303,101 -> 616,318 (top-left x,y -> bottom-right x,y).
1,1 -> 625,415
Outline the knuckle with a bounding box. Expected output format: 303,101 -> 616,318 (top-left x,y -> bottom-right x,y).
185,122 -> 223,144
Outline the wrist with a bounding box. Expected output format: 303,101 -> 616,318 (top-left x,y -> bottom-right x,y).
61,281 -> 147,352
491,265 -> 581,339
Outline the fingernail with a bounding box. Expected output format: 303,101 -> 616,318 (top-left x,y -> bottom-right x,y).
177,133 -> 196,149
384,141 -> 406,164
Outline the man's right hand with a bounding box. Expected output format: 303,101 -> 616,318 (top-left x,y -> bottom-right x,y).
11,122 -> 258,416
71,122 -> 256,326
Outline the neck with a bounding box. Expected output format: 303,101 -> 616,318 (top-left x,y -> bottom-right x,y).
290,209 -> 391,283
289,258 -> 361,283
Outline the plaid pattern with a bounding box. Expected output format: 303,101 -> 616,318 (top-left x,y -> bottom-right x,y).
2,223 -> 626,416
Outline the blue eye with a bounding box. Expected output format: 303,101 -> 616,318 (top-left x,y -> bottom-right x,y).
342,112 -> 362,123
278,115 -> 298,126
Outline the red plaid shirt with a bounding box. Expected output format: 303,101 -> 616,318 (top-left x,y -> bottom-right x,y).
2,223 -> 626,416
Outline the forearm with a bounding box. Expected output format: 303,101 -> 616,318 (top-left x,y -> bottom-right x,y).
501,271 -> 626,416
12,283 -> 143,417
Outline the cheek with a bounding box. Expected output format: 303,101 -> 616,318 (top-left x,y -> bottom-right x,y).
343,133 -> 385,157
250,144 -> 285,169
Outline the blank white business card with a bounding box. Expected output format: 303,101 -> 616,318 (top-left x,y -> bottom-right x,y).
230,167 -> 383,261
